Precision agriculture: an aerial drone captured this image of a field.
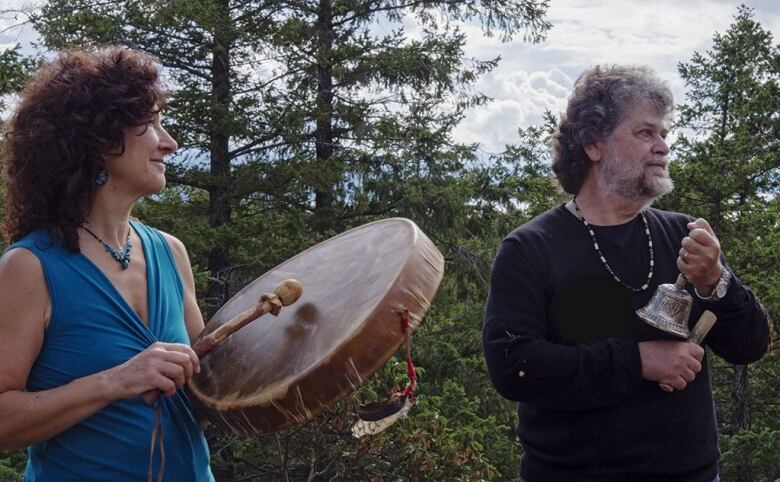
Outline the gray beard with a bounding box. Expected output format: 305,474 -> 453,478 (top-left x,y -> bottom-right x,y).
602,155 -> 674,201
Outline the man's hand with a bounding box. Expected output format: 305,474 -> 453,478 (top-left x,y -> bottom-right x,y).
677,218 -> 722,296
638,341 -> 704,390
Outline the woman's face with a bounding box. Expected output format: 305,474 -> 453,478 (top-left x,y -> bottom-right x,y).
103,107 -> 178,198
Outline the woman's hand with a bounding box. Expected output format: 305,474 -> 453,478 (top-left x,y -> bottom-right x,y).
108,342 -> 200,401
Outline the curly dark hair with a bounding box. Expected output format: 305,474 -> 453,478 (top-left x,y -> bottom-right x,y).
552,65 -> 673,195
4,46 -> 165,251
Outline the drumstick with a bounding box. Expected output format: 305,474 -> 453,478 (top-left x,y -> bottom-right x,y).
192,278 -> 303,358
659,310 -> 716,393
143,279 -> 302,404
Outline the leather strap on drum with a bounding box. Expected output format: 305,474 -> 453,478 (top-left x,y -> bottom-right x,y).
352,310 -> 418,437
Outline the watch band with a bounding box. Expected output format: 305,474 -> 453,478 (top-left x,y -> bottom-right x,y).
695,268 -> 731,301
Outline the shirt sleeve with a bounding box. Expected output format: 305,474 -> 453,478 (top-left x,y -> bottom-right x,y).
482,237 -> 643,411
697,268 -> 770,365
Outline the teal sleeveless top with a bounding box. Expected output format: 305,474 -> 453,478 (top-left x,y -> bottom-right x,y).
10,221 -> 214,482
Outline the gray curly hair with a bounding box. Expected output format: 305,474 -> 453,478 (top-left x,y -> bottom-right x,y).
552,65 -> 673,194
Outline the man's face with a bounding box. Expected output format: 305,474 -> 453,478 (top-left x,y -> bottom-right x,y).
599,101 -> 673,200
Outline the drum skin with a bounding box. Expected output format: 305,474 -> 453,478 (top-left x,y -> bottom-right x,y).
187,218 -> 444,435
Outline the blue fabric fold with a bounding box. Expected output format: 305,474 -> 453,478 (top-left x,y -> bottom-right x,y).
11,221 -> 213,482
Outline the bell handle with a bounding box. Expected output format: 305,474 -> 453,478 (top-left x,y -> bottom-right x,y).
659,310 -> 717,392
674,273 -> 687,290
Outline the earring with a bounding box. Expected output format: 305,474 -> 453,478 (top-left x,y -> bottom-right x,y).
95,168 -> 109,186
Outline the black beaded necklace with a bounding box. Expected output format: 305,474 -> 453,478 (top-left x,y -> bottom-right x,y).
81,224 -> 133,270
572,196 -> 654,292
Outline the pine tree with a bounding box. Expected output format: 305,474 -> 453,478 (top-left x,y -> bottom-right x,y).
658,6 -> 779,480
21,1 -> 553,478
28,0 -> 551,316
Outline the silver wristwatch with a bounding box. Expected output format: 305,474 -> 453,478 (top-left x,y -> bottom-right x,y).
695,268 -> 732,301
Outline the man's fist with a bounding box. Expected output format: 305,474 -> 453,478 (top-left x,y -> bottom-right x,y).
638,340 -> 704,391
677,218 -> 722,296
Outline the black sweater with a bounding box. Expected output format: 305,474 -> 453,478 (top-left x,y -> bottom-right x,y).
483,205 -> 770,482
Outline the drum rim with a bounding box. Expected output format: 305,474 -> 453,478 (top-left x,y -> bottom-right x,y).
187,217 -> 435,410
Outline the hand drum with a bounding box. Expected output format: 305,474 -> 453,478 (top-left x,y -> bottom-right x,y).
187,218 -> 444,435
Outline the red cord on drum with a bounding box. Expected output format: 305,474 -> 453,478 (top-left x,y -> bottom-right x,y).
352,310 -> 421,437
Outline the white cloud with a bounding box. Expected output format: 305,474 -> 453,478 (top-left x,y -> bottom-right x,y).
452,68 -> 571,153
456,0 -> 779,152
0,1 -> 42,55
0,0 -> 776,155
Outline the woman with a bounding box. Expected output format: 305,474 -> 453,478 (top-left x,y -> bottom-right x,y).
0,47 -> 214,481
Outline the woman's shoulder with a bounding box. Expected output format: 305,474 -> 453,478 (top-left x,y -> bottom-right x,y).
0,245 -> 48,308
159,230 -> 188,264
7,228 -> 63,252
130,221 -> 190,282
131,220 -> 187,258
0,245 -> 44,274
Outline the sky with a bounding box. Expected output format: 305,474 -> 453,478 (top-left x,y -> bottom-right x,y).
452,0 -> 779,153
0,0 -> 777,155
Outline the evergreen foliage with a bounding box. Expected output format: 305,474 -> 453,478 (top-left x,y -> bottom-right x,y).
0,3 -> 777,481
656,6 -> 779,481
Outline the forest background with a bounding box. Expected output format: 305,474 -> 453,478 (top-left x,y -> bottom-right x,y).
0,1 -> 777,480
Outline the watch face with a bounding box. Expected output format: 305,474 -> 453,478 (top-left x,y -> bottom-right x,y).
716,282 -> 728,298
715,271 -> 730,298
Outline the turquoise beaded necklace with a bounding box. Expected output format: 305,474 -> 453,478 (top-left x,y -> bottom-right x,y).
572,196 -> 654,292
81,224 -> 133,270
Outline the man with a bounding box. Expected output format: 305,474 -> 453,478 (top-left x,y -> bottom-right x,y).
482,65 -> 770,482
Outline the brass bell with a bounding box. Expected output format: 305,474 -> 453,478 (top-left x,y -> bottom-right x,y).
636,274 -> 691,338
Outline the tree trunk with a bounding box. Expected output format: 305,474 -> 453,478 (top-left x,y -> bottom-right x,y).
313,0 -> 336,230
714,90 -> 753,482
207,0 -> 233,316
